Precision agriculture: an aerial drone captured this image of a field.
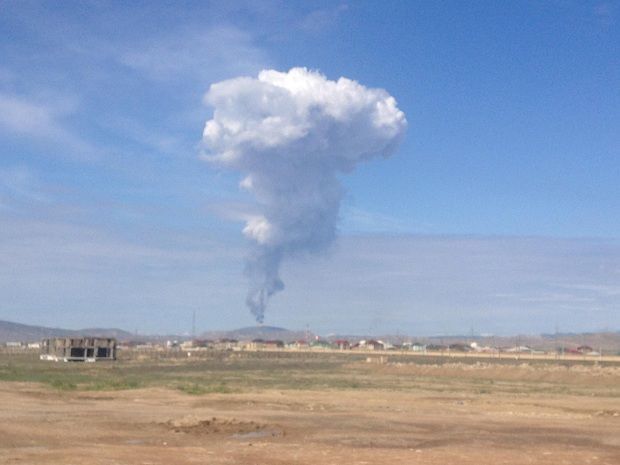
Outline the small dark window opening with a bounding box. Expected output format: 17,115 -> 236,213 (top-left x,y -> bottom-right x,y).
86,348 -> 95,358
96,347 -> 109,358
70,348 -> 85,358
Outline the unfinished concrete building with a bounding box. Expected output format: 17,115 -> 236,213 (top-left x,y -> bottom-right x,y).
40,337 -> 117,362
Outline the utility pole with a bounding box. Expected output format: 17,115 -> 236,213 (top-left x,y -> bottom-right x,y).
191,310 -> 196,339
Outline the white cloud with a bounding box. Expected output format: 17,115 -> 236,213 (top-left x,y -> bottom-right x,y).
202,67 -> 406,322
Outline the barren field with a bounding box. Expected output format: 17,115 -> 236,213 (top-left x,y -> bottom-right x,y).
1,351 -> 619,465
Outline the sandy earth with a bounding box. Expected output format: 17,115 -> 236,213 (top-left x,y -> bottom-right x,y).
1,377 -> 619,465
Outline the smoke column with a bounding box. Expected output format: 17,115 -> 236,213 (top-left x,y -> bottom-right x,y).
202,68 -> 406,322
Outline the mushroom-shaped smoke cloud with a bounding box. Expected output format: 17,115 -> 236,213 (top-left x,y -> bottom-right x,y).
202,68 -> 406,323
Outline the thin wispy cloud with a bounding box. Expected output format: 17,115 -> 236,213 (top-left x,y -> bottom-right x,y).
98,115 -> 189,159
555,283 -> 620,297
206,200 -> 261,223
99,25 -> 273,165
0,93 -> 69,137
272,235 -> 620,335
341,205 -> 428,234
3,220 -> 617,334
0,165 -> 51,207
299,4 -> 349,34
120,26 -> 271,83
0,214 -> 244,331
0,93 -> 97,160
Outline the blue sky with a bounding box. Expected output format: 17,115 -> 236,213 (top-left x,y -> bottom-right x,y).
0,1 -> 618,335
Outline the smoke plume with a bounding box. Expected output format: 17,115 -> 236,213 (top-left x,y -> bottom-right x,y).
202,68 -> 406,322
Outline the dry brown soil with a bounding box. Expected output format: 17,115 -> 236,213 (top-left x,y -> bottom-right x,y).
1,359 -> 619,465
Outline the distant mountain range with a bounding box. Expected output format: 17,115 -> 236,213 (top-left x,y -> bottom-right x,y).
0,321 -> 309,344
1,320 -> 618,351
199,325 -> 311,342
0,320 -> 134,343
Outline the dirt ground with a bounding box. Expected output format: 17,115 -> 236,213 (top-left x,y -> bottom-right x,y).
1,356 -> 619,465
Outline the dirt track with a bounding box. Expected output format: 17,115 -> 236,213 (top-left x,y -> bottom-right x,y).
1,371 -> 619,465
